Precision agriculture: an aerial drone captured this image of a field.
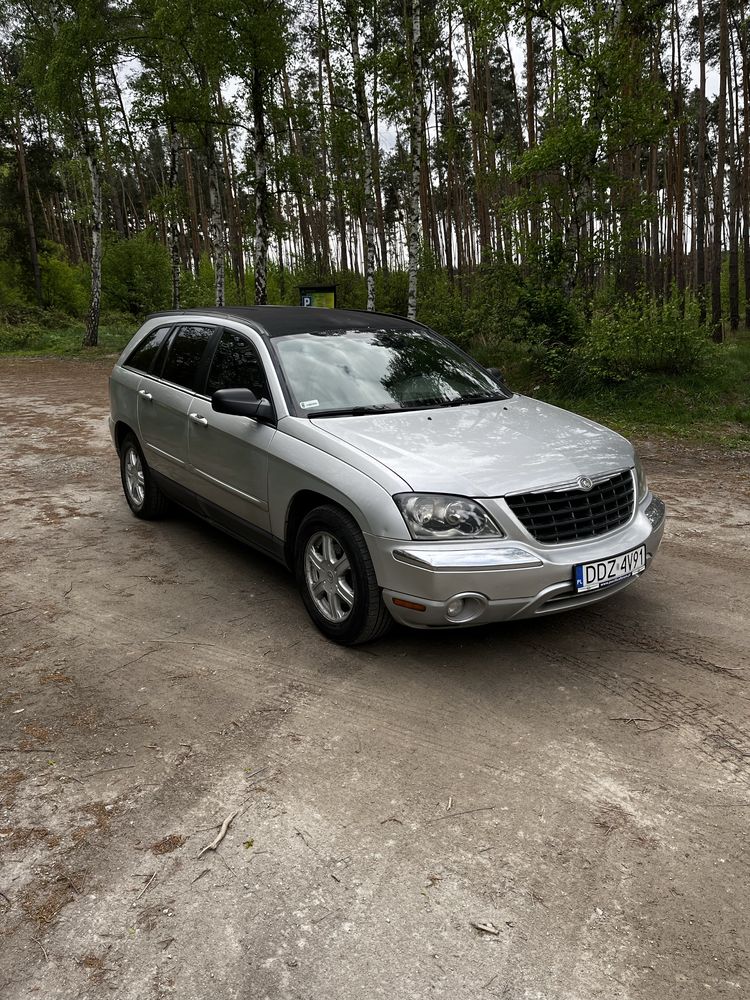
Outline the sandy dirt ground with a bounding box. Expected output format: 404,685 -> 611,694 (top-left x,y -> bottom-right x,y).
1,356 -> 749,1000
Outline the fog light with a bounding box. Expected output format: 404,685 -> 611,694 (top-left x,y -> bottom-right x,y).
446,598 -> 465,618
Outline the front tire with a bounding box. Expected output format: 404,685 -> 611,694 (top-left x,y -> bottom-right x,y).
119,433 -> 169,520
294,505 -> 391,645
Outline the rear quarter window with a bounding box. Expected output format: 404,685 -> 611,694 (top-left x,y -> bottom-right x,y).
160,324 -> 216,391
124,326 -> 171,373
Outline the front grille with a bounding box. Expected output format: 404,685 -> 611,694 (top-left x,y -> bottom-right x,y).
505,470 -> 634,544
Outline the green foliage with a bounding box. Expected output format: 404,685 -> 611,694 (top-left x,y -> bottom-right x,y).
0,311 -> 134,356
548,341 -> 750,449
0,257 -> 30,310
415,254 -> 464,338
178,254 -> 246,309
102,231 -> 171,315
39,244 -> 88,315
569,290 -> 715,390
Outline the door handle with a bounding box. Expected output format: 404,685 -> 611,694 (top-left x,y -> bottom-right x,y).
138,389 -> 153,401
189,413 -> 208,426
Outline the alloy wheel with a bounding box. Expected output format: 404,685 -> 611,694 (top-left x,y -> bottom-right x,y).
304,530 -> 355,622
124,445 -> 145,508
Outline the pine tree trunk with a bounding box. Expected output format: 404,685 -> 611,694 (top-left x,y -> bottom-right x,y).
711,0 -> 728,341
110,66 -> 149,225
320,0 -> 348,271
346,2 -> 376,309
252,67 -> 269,306
372,10 -> 389,274
407,0 -> 423,320
729,28 -> 740,330
696,0 -> 707,324
13,114 -> 43,307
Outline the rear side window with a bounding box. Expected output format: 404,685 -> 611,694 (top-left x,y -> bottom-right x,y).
160,325 -> 215,391
124,325 -> 170,373
206,330 -> 268,398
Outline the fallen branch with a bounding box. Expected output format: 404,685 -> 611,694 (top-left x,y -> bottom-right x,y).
426,806 -> 495,823
106,647 -> 159,676
471,920 -> 500,936
79,765 -> 136,778
134,871 -> 157,901
197,810 -> 238,858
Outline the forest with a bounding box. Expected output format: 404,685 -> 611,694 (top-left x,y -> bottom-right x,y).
0,0 -> 748,432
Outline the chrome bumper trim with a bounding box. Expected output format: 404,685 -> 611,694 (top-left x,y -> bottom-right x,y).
392,543 -> 544,572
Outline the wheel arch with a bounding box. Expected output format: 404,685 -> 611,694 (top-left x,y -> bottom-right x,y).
113,420 -> 137,454
283,490 -> 359,569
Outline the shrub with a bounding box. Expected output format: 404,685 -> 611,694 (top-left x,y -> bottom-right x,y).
415,256 -> 465,339
569,289 -> 714,390
102,230 -> 171,314
39,244 -> 88,316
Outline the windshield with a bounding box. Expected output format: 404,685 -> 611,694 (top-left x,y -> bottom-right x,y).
272,327 -> 507,416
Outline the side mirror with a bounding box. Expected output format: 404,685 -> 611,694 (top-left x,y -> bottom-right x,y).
211,388 -> 275,423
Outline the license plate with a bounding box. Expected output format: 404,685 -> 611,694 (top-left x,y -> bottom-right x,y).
574,545 -> 646,593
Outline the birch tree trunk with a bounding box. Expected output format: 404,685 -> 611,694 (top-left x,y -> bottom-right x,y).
168,120 -> 181,309
252,66 -> 269,306
407,0 -> 422,321
205,134 -> 225,307
741,2 -> 750,327
81,125 -> 102,348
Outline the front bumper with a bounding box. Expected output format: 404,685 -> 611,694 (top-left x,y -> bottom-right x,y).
366,494 -> 666,629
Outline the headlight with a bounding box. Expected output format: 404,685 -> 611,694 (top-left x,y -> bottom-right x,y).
633,452 -> 648,500
394,493 -> 503,540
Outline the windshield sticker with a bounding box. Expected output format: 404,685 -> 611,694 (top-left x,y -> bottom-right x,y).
300,399 -> 320,409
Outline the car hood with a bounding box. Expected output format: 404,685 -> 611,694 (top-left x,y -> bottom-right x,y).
310,395 -> 634,497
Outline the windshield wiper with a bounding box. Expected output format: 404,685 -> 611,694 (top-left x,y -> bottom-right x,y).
309,394 -> 504,418
310,403 -> 406,417
450,392 -> 506,405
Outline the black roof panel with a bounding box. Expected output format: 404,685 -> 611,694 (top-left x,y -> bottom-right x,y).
146,306 -> 419,338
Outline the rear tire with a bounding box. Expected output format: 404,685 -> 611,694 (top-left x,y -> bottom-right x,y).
294,504 -> 392,645
119,433 -> 170,520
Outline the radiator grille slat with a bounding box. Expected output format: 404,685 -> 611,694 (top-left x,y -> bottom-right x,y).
506,470 -> 635,544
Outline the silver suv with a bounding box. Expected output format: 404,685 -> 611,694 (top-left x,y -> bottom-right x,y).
109,307 -> 666,644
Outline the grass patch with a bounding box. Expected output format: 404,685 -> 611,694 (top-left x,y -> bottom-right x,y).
0,312 -> 135,359
546,341 -> 750,449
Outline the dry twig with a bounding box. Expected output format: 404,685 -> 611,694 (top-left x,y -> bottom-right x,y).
427,806 -> 495,823
134,871 -> 157,901
197,810 -> 239,858
79,765 -> 136,778
31,937 -> 49,961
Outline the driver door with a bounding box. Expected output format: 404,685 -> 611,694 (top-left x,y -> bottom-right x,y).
187,328 -> 276,539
